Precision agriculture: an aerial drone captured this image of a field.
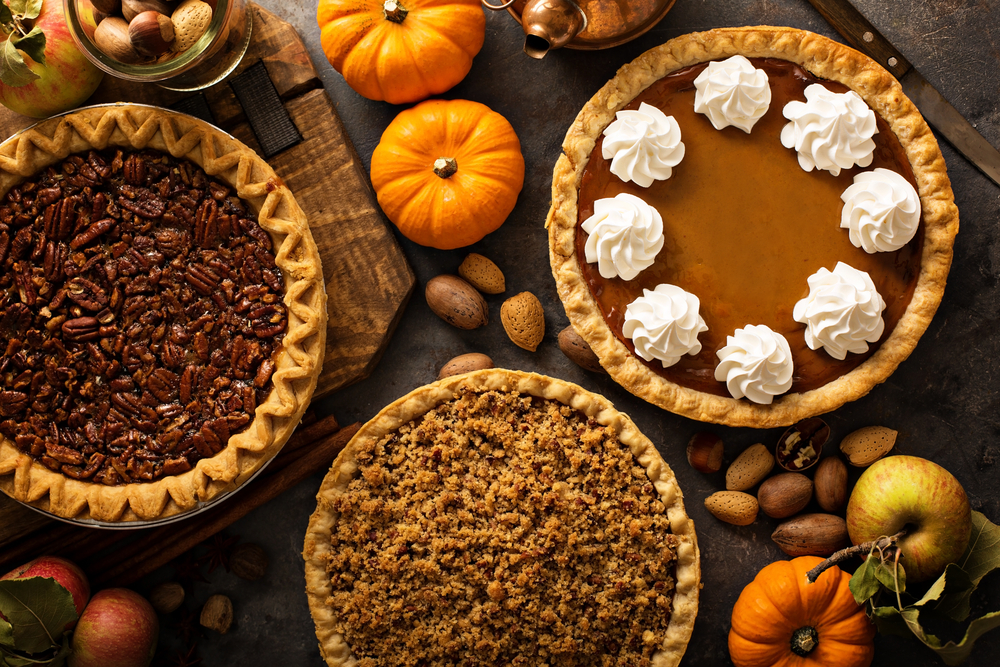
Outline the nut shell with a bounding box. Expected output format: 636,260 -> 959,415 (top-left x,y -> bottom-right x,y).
814,456 -> 848,512
149,581 -> 184,614
776,417 -> 829,471
425,275 -> 488,330
128,11 -> 175,57
704,491 -> 758,526
438,353 -> 494,379
94,17 -> 144,64
500,291 -> 545,351
757,472 -> 813,519
91,0 -> 122,13
840,426 -> 897,467
171,0 -> 213,52
230,543 -> 268,581
771,513 -> 849,557
458,253 -> 505,294
200,594 -> 233,634
686,432 -> 723,473
558,325 -> 603,373
122,0 -> 174,22
725,443 -> 774,491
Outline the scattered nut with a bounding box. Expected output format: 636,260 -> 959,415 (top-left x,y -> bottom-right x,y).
500,291 -> 545,352
128,11 -> 175,57
771,513 -> 850,557
200,594 -> 233,634
94,17 -> 144,64
230,543 -> 268,581
425,275 -> 488,330
438,352 -> 494,379
776,417 -> 830,471
757,472 -> 813,519
725,443 -> 774,491
704,491 -> 758,526
814,456 -> 848,512
171,0 -> 213,52
122,0 -> 174,22
148,581 -> 184,614
558,325 -> 603,373
686,432 -> 723,474
458,253 -> 505,294
840,426 -> 897,467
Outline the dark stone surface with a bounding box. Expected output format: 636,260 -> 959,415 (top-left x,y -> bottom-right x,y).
155,1 -> 1000,665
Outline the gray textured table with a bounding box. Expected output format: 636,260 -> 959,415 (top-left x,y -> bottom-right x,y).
169,1 -> 1000,665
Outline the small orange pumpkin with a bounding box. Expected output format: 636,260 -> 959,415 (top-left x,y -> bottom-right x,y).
729,556 -> 875,667
371,99 -> 525,250
316,0 -> 485,104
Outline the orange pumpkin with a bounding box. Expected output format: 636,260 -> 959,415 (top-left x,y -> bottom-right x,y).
729,556 -> 875,667
317,0 -> 485,104
371,99 -> 525,250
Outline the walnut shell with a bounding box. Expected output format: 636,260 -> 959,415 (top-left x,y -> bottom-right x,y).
725,443 -> 774,491
771,513 -> 849,557
757,472 -> 812,519
200,594 -> 233,634
500,291 -> 545,351
458,253 -> 505,294
839,425 -> 898,467
814,456 -> 848,512
438,353 -> 494,379
558,325 -> 603,373
704,491 -> 758,526
425,275 -> 488,330
171,0 -> 212,52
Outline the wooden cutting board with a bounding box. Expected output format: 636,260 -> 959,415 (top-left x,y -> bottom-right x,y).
0,4 -> 415,401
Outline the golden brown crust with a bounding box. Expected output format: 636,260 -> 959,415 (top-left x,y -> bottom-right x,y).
303,368 -> 699,667
547,26 -> 958,427
0,104 -> 327,522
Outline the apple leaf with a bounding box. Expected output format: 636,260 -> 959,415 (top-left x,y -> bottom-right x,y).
0,578 -> 76,655
850,554 -> 882,604
0,4 -> 12,25
0,39 -> 37,87
871,604 -> 912,637
910,563 -> 974,623
10,26 -> 43,66
875,560 -> 906,594
0,617 -> 12,647
19,0 -> 42,21
958,511 -> 1000,586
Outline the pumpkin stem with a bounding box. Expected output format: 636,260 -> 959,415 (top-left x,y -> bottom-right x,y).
434,157 -> 458,179
790,626 -> 819,657
383,0 -> 408,22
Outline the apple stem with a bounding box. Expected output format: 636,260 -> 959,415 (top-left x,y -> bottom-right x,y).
805,529 -> 907,584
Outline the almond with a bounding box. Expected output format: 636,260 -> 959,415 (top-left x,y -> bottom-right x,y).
686,432 -> 724,473
438,353 -> 494,379
558,325 -> 604,373
501,292 -> 545,351
458,253 -> 505,294
704,491 -> 758,526
425,275 -> 488,330
839,426 -> 897,467
771,513 -> 849,557
757,472 -> 812,519
814,456 -> 848,512
725,443 -> 774,491
171,0 -> 213,53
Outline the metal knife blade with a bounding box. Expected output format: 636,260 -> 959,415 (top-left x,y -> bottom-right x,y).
806,0 -> 1000,187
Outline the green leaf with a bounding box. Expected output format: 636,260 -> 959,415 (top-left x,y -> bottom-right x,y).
850,554 -> 882,604
10,26 -> 43,66
0,4 -> 12,24
875,560 -> 907,594
871,604 -> 912,637
6,1 -> 26,17
0,578 -> 77,655
0,618 -> 12,647
912,563 -> 974,623
959,511 -> 1000,585
19,0 -> 42,21
0,39 -> 37,87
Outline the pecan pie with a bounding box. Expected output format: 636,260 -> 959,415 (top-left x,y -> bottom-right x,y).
0,105 -> 326,522
547,27 -> 958,427
303,369 -> 699,667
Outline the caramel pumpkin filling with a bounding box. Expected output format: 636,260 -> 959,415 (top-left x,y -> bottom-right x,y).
576,58 -> 923,396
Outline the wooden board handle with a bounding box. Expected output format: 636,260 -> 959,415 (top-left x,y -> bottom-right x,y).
806,0 -> 912,79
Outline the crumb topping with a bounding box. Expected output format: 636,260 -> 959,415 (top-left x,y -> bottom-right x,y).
325,388 -> 678,666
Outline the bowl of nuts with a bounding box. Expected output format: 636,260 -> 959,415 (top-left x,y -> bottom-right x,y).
62,0 -> 252,91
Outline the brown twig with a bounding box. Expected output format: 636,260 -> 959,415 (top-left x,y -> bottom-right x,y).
805,529 -> 907,583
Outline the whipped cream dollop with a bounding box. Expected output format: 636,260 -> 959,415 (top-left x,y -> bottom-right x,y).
792,262 -> 886,360
622,284 -> 708,367
714,325 -> 794,404
602,102 -> 685,187
840,167 -> 921,253
780,84 -> 878,176
582,193 -> 664,280
693,55 -> 771,133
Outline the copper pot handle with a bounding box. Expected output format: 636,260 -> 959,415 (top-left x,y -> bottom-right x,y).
482,0 -> 517,10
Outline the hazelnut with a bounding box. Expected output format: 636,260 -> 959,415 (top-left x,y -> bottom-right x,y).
94,17 -> 143,64
200,594 -> 233,634
122,0 -> 174,22
148,581 -> 184,614
686,432 -> 723,473
230,543 -> 268,581
91,0 -> 121,14
128,11 -> 175,57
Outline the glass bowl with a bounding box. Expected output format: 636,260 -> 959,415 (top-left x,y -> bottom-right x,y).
63,0 -> 252,91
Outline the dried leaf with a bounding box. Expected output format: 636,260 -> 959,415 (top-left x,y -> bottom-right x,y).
906,608 -> 1000,666
875,560 -> 906,594
871,605 -> 910,637
958,511 -> 1000,586
912,563 -> 974,623
850,554 -> 881,604
0,578 -> 76,655
11,26 -> 44,66
20,0 -> 42,21
0,39 -> 37,87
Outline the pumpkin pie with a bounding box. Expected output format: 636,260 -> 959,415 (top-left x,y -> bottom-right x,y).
547,27 -> 958,427
0,105 -> 326,523
303,369 -> 700,666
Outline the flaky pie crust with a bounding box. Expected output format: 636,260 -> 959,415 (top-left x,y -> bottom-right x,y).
547,27 -> 959,428
303,368 -> 700,667
0,104 -> 327,523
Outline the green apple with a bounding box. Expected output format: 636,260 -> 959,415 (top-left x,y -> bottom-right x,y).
846,454 -> 971,583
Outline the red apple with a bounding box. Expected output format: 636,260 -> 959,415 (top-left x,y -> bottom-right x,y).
69,588 -> 158,667
846,454 -> 972,583
1,555 -> 90,626
0,0 -> 103,118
